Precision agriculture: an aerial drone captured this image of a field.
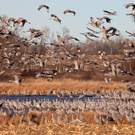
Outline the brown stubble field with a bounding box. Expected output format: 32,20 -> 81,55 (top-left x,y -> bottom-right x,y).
0,112 -> 134,135
0,123 -> 135,135
0,78 -> 128,95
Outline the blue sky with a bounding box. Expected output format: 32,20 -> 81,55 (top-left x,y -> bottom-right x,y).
0,0 -> 135,40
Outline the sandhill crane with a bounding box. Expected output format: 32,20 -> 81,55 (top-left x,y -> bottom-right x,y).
89,17 -> 102,28
37,4 -> 50,12
14,75 -> 22,85
107,27 -> 120,37
125,30 -> 135,37
100,26 -> 110,41
87,27 -> 100,34
125,3 -> 135,10
29,28 -> 40,33
8,17 -> 16,25
80,33 -> 95,41
29,28 -> 43,38
104,76 -> 112,84
14,18 -> 30,27
103,10 -> 117,16
35,70 -> 57,80
63,9 -> 76,16
67,36 -> 80,42
125,3 -> 135,20
74,60 -> 79,71
99,16 -> 112,23
56,34 -> 65,45
81,32 -> 99,38
51,14 -> 62,24
100,26 -> 119,41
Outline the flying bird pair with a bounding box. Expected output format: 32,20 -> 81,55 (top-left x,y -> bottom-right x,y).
37,4 -> 61,24
37,4 -> 76,24
38,4 -> 76,15
50,9 -> 76,24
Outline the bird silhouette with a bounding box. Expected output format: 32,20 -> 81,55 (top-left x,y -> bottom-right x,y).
125,3 -> 135,9
87,27 -> 100,34
103,10 -> 117,16
67,36 -> 80,41
99,16 -> 112,23
125,30 -> 135,37
51,14 -> 62,24
63,9 -> 76,16
14,18 -> 30,27
81,32 -> 98,38
81,33 -> 95,41
125,3 -> 135,21
89,17 -> 102,28
14,75 -> 22,85
38,4 -> 50,12
29,28 -> 43,38
81,32 -> 99,39
107,27 -> 120,37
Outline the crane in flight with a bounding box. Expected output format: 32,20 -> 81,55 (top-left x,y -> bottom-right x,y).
89,17 -> 102,28
98,16 -> 112,23
87,27 -> 100,34
80,31 -> 99,42
10,17 -> 30,27
81,32 -> 99,38
125,3 -> 135,21
51,14 -> 62,24
103,10 -> 117,16
100,26 -> 119,41
107,27 -> 120,37
38,4 -> 50,13
28,28 -> 43,38
67,36 -> 80,42
63,9 -> 76,16
125,30 -> 135,37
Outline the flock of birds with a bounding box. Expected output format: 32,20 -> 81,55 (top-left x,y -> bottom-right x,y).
1,2 -> 135,42
0,2 -> 135,125
35,2 -> 135,42
0,2 -> 134,84
1,90 -> 135,124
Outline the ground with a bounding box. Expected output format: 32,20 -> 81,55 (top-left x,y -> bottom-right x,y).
0,78 -> 128,95
0,123 -> 135,135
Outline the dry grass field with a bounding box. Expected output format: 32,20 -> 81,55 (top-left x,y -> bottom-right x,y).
0,78 -> 128,95
0,123 -> 135,135
0,112 -> 134,135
